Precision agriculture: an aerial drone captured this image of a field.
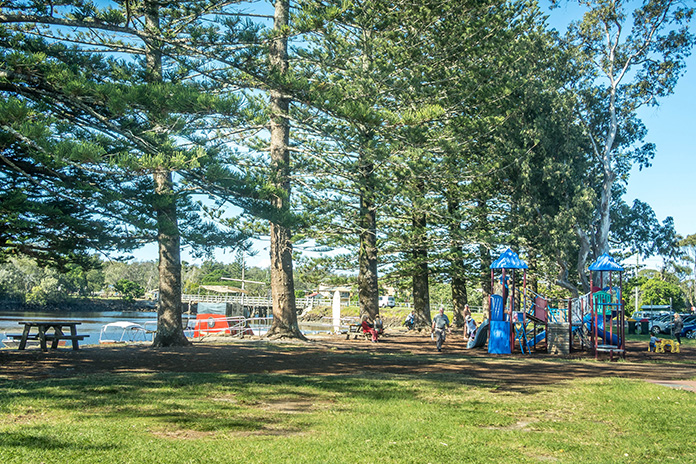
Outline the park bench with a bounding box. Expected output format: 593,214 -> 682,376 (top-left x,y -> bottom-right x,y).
6,333 -> 39,341
346,324 -> 371,340
596,344 -> 625,361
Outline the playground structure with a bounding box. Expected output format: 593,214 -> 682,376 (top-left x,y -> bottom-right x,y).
488,248 -> 536,355
587,253 -> 625,359
486,249 -> 626,359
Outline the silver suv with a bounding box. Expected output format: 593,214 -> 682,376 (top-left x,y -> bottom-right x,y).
649,314 -> 673,336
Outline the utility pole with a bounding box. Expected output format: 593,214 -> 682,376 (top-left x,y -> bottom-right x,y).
635,286 -> 639,314
635,254 -> 639,314
221,255 -> 265,312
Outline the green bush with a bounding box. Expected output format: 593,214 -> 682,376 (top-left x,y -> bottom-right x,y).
114,279 -> 145,301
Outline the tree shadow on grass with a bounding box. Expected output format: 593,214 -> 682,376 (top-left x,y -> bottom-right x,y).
0,431 -> 119,451
0,371 -> 502,436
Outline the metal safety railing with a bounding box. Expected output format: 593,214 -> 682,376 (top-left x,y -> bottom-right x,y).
181,294 -> 485,313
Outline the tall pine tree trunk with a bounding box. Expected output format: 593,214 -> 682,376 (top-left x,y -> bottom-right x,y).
475,200 -> 493,314
528,253 -> 539,295
145,0 -> 188,347
356,32 -> 379,320
479,243 -> 492,313
447,197 -> 467,327
412,186 -> 431,327
266,0 -> 304,340
152,169 -> 189,346
358,156 -> 379,319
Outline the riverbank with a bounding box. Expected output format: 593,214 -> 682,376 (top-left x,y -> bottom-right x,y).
0,298 -> 154,313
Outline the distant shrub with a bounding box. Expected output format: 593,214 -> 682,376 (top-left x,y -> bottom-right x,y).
114,279 -> 145,302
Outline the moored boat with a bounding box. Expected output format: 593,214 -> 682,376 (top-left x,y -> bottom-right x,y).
99,321 -> 150,344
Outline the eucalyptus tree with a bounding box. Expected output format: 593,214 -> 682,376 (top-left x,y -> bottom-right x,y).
0,1 -> 264,345
503,90 -> 595,297
611,198 -> 679,258
493,30 -> 598,297
561,0 -> 694,267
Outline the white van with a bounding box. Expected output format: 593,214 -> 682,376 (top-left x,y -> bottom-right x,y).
379,296 -> 395,308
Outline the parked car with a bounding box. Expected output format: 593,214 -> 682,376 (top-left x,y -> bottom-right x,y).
681,322 -> 696,339
679,315 -> 696,339
649,314 -> 673,336
378,295 -> 395,308
652,313 -> 694,337
632,310 -> 670,321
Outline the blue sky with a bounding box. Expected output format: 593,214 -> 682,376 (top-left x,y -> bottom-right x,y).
624,62 -> 696,239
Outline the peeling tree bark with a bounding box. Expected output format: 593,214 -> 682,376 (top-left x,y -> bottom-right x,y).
447,197 -> 467,327
146,0 -> 188,347
151,169 -> 189,347
357,156 -> 379,320
266,0 -> 304,340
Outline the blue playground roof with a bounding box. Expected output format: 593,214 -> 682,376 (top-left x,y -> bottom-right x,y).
490,248 -> 528,270
588,253 -> 624,272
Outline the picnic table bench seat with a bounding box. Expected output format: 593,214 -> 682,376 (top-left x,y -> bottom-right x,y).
596,344 -> 625,361
346,324 -> 371,340
6,333 -> 39,341
43,334 -> 87,342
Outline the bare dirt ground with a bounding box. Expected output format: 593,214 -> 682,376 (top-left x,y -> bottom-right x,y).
1,330 -> 694,391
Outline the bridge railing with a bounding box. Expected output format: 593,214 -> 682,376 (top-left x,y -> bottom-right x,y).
181,294 -> 337,308
181,294 -> 484,313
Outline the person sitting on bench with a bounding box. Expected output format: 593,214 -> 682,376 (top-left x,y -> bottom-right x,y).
403,311 -> 415,330
361,314 -> 379,343
374,314 -> 384,335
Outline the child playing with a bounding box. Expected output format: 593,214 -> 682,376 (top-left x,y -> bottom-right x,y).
649,335 -> 660,352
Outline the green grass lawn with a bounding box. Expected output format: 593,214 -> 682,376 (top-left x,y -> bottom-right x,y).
1,366 -> 695,464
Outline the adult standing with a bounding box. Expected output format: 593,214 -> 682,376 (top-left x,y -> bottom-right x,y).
672,313 -> 683,344
431,306 -> 451,352
462,304 -> 474,338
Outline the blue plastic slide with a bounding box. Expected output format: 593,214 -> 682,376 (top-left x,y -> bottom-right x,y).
583,314 -> 620,345
466,320 -> 489,349
488,320 -> 511,354
526,330 -> 546,348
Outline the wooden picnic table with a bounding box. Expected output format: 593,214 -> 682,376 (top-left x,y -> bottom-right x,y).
11,321 -> 86,351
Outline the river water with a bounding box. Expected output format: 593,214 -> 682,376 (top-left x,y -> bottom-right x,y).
0,311 -> 340,348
